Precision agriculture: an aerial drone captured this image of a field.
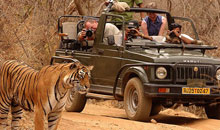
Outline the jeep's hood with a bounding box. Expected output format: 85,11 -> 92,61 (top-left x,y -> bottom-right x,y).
126,48 -> 220,64
153,49 -> 220,64
125,42 -> 220,64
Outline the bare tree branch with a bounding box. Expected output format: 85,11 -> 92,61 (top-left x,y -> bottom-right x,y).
167,0 -> 172,12
65,0 -> 76,15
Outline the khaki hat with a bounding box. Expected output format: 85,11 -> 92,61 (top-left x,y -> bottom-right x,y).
112,2 -> 130,12
145,2 -> 157,9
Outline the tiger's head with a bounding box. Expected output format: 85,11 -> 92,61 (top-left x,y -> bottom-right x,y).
62,62 -> 93,94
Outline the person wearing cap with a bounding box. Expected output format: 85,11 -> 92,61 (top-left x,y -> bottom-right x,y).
166,23 -> 195,44
125,20 -> 153,40
141,2 -> 167,38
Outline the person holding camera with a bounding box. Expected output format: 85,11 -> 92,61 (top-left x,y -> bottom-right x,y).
78,18 -> 121,45
125,20 -> 153,41
166,23 -> 194,44
78,19 -> 98,41
141,2 -> 167,38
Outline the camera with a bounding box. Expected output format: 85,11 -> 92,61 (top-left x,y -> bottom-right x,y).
169,31 -> 177,38
84,29 -> 94,38
126,20 -> 139,37
129,28 -> 137,35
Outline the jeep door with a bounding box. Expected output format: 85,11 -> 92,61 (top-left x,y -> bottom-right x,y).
91,44 -> 123,94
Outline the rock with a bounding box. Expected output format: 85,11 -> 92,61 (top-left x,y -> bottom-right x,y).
151,119 -> 157,124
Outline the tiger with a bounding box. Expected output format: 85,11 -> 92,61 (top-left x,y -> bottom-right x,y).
0,60 -> 93,130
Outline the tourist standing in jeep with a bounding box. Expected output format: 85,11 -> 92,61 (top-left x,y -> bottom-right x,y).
107,0 -> 144,21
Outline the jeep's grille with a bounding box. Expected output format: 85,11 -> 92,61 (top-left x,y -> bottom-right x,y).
176,64 -> 213,83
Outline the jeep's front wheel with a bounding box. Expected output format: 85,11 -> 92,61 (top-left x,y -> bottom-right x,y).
65,88 -> 87,112
124,77 -> 152,121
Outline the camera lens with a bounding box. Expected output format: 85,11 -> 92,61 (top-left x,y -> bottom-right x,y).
86,30 -> 93,37
130,30 -> 136,34
169,32 -> 176,38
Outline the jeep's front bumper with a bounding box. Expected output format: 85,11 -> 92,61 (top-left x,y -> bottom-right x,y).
143,83 -> 220,103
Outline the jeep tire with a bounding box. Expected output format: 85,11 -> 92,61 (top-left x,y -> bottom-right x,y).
65,88 -> 87,112
124,77 -> 152,121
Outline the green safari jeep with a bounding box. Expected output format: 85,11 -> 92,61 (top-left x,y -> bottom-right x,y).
51,8 -> 220,121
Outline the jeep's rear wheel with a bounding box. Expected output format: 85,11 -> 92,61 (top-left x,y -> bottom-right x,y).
65,88 -> 87,112
124,77 -> 152,121
205,103 -> 220,119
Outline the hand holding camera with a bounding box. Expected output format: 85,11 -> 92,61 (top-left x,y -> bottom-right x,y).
78,29 -> 95,41
128,28 -> 140,36
84,29 -> 94,38
168,29 -> 181,38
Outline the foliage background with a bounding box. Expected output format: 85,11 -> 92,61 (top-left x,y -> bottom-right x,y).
0,0 -> 220,69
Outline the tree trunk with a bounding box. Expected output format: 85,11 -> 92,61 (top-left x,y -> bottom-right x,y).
74,0 -> 86,15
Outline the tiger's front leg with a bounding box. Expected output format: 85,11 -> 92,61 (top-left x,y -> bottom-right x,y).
34,105 -> 46,130
48,110 -> 63,130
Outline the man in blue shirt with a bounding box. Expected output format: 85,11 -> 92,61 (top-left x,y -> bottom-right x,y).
141,2 -> 167,38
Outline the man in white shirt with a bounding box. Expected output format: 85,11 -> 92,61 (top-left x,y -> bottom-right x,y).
78,19 -> 122,46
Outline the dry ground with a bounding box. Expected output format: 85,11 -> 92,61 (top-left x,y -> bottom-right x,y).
5,99 -> 220,130
57,100 -> 220,130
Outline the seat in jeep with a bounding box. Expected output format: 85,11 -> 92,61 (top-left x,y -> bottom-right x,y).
59,22 -> 81,50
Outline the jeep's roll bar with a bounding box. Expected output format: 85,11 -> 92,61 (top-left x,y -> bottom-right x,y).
50,56 -> 79,65
57,15 -> 99,34
58,15 -> 82,34
172,16 -> 199,40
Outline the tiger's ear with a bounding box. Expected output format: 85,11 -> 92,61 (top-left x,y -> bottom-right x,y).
70,61 -> 81,69
87,65 -> 94,71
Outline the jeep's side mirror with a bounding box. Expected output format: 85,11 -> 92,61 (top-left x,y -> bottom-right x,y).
107,35 -> 115,46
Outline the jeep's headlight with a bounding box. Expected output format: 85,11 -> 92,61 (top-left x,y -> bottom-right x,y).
156,67 -> 167,79
216,69 -> 220,80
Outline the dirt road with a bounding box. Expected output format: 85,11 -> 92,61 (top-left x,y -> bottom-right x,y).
58,101 -> 220,130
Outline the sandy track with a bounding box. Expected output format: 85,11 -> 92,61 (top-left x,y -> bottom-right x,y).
58,103 -> 220,130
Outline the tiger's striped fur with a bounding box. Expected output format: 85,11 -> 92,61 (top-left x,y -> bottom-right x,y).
0,60 -> 93,130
